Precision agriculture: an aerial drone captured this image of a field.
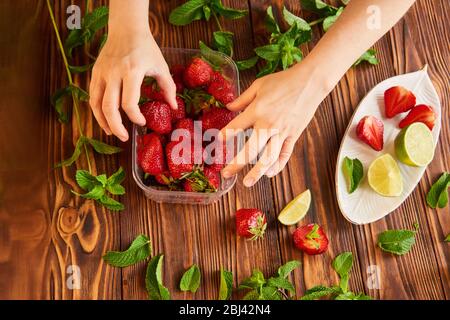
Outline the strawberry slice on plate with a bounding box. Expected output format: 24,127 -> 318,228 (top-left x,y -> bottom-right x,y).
399,104 -> 435,130
293,223 -> 329,255
384,86 -> 416,118
356,115 -> 384,151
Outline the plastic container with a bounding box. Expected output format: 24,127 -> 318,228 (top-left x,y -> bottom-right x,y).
132,47 -> 241,204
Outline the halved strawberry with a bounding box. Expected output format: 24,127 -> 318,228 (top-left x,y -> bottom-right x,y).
399,104 -> 435,130
384,86 -> 416,118
356,115 -> 384,151
235,208 -> 267,240
293,223 -> 329,255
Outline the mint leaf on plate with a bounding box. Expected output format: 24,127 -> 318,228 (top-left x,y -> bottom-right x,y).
180,264 -> 201,293
218,269 -> 233,300
377,229 -> 416,255
103,235 -> 152,267
146,254 -> 171,300
427,172 -> 450,209
342,156 -> 364,193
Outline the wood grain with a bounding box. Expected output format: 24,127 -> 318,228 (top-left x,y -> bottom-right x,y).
0,0 -> 448,300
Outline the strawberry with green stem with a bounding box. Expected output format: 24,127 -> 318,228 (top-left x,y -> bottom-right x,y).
235,209 -> 267,240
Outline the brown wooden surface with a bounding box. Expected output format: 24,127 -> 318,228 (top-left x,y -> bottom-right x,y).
0,0 -> 448,300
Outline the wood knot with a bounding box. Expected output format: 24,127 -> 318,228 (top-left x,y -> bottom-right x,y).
58,207 -> 81,234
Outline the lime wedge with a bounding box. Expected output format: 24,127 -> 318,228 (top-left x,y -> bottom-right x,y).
368,154 -> 403,197
395,122 -> 434,167
278,189 -> 311,225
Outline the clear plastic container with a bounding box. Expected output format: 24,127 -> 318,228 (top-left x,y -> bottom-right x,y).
132,47 -> 241,204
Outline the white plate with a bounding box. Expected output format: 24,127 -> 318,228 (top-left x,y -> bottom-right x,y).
336,67 -> 442,225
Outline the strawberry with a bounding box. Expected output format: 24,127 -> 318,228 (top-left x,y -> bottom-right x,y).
356,115 -> 384,151
171,96 -> 186,123
200,107 -> 236,131
384,86 -> 416,118
203,166 -> 220,190
166,141 -> 202,179
171,65 -> 186,93
205,139 -> 233,171
155,170 -> 173,186
174,118 -> 195,141
183,57 -> 214,88
141,77 -> 165,101
235,208 -> 267,240
399,104 -> 435,130
182,167 -> 220,192
207,72 -> 236,105
140,101 -> 172,134
137,133 -> 166,175
293,223 -> 329,255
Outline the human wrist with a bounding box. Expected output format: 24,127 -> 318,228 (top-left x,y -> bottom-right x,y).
108,0 -> 151,37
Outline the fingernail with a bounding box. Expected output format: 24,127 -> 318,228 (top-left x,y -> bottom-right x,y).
244,177 -> 254,187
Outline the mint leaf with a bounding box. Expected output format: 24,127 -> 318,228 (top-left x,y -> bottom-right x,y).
445,234 -> 450,242
277,260 -> 301,278
427,173 -> 450,209
300,0 -> 338,16
335,291 -> 372,300
255,44 -> 281,61
65,29 -> 84,58
211,0 -> 248,20
146,254 -> 171,300
108,167 -> 125,186
103,235 -> 152,267
82,6 -> 108,41
212,31 -> 234,57
80,185 -> 105,199
260,286 -> 282,300
219,269 -> 233,300
242,290 -> 260,300
56,136 -> 85,167
256,60 -> 279,78
300,285 -> 341,300
180,264 -> 201,293
75,170 -> 98,191
86,137 -> 123,155
323,6 -> 344,32
265,6 -> 280,34
203,5 -> 211,21
239,269 -> 266,290
106,184 -> 125,196
51,86 -> 72,123
267,276 -> 295,294
282,6 -> 312,43
332,252 -> 353,293
377,229 -> 416,255
69,63 -> 95,74
354,49 -> 379,66
342,156 -> 364,193
69,84 -> 89,101
169,0 -> 208,26
99,195 -> 124,211
236,56 -> 259,71
199,41 -> 226,68
95,174 -> 108,186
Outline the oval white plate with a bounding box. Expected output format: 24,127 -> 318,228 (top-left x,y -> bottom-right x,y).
336,67 -> 441,225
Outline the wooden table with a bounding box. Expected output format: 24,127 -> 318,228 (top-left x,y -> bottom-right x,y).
0,0 -> 448,300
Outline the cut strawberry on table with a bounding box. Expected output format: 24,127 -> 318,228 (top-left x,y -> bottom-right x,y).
184,57 -> 214,88
137,133 -> 166,176
140,101 -> 172,134
235,208 -> 267,240
356,115 -> 384,151
293,223 -> 329,255
399,104 -> 435,130
384,86 -> 416,118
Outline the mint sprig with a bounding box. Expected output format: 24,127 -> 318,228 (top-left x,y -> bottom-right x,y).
146,254 -> 171,300
332,252 -> 353,293
342,156 -> 364,193
427,173 -> 450,209
180,264 -> 201,293
103,235 -> 152,267
73,167 -> 126,211
377,229 -> 416,255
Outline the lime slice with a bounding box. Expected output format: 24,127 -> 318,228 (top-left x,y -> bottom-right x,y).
368,154 -> 403,197
395,122 -> 434,167
278,189 -> 311,225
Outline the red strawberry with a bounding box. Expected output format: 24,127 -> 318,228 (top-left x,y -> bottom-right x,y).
293,223 -> 329,255
155,170 -> 172,186
140,101 -> 172,134
200,107 -> 236,131
174,118 -> 195,141
203,166 -> 220,190
141,78 -> 165,101
235,208 -> 267,240
356,115 -> 384,151
384,86 -> 416,118
171,65 -> 186,93
207,72 -> 236,105
205,139 -> 233,171
399,104 -> 435,130
183,180 -> 196,192
184,57 -> 214,88
166,141 -> 201,179
182,167 -> 220,192
137,133 -> 166,175
171,96 -> 186,123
